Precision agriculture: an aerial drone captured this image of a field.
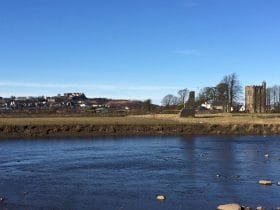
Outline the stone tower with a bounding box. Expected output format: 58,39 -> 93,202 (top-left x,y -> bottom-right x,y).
180,91 -> 195,117
245,81 -> 266,113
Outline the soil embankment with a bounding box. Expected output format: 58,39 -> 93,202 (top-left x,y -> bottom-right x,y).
0,123 -> 280,138
0,114 -> 280,138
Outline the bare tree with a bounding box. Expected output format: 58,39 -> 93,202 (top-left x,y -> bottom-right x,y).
268,85 -> 280,112
161,94 -> 179,106
171,95 -> 180,105
177,88 -> 189,105
216,82 -> 228,112
221,73 -> 242,111
266,87 -> 272,111
198,87 -> 217,104
278,86 -> 280,112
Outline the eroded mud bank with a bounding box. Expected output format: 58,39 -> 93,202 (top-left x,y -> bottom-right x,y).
0,123 -> 280,138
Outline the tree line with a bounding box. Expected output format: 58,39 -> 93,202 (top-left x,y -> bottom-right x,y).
161,73 -> 243,112
267,86 -> 280,112
161,88 -> 189,107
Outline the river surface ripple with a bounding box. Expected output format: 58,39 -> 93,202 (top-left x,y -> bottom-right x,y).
0,136 -> 280,210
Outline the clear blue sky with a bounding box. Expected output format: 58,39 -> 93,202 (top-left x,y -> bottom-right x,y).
0,0 -> 279,104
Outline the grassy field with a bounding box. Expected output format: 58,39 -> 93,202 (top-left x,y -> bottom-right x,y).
0,113 -> 280,126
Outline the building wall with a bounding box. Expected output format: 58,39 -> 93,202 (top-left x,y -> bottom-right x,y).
245,81 -> 266,113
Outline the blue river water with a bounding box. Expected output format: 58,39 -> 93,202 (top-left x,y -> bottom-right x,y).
0,136 -> 280,210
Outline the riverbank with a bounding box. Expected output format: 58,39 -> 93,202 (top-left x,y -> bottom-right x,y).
0,114 -> 280,138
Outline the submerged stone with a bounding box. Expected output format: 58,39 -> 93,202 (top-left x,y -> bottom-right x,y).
258,180 -> 272,185
217,203 -> 241,210
156,195 -> 166,201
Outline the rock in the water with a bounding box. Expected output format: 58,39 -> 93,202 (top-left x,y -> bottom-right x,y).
258,180 -> 272,185
217,203 -> 241,210
0,197 -> 5,202
156,195 -> 165,201
277,181 -> 280,186
264,154 -> 269,158
256,206 -> 265,210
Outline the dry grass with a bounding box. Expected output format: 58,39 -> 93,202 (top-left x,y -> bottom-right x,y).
0,115 -> 176,126
135,113 -> 280,125
0,113 -> 280,126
